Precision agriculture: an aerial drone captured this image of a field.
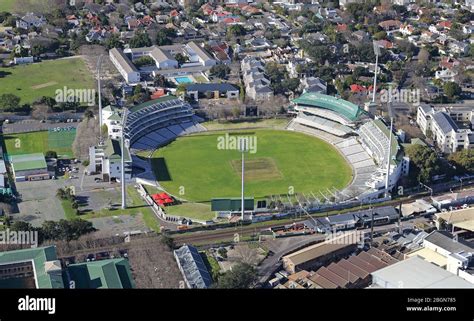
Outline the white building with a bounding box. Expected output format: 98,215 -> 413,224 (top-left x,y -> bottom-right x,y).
241,57 -> 274,101
16,13 -> 46,30
416,104 -> 474,153
109,48 -> 141,84
88,138 -> 132,182
102,106 -> 123,140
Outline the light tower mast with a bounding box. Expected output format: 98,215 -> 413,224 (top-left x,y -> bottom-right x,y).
121,108 -> 129,209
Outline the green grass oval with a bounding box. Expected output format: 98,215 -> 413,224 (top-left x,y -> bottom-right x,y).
150,129 -> 353,202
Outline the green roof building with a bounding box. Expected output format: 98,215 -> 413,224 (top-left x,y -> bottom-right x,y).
0,246 -> 64,289
67,258 -> 135,289
291,93 -> 364,123
10,153 -> 50,182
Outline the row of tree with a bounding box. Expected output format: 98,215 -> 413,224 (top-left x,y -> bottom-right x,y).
5,219 -> 95,243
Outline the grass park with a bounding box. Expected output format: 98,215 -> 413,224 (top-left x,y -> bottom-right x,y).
0,0 -> 15,12
0,58 -> 94,104
150,129 -> 353,205
2,129 -> 76,158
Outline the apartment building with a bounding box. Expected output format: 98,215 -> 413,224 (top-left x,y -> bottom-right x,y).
417,104 -> 474,153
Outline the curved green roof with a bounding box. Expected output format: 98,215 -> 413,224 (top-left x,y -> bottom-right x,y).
292,93 -> 364,121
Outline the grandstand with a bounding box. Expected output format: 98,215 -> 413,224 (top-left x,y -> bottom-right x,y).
294,112 -> 353,137
124,95 -> 205,153
291,93 -> 365,126
287,93 -> 410,201
357,118 -> 408,190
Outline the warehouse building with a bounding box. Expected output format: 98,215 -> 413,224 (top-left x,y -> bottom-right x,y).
10,153 -> 49,182
282,233 -> 358,274
0,246 -> 64,289
371,256 -> 474,288
67,259 -> 135,289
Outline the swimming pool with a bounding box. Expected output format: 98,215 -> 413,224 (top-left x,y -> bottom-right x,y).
174,76 -> 193,84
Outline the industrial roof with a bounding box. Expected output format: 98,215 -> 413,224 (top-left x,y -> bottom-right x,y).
10,153 -> 47,172
424,230 -> 474,254
0,246 -> 64,289
453,220 -> 474,232
283,233 -> 357,266
174,245 -> 212,289
371,256 -> 474,288
67,258 -> 135,289
292,93 -> 364,121
407,248 -> 447,267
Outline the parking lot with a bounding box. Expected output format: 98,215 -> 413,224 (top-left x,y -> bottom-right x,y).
88,215 -> 150,237
15,179 -> 68,226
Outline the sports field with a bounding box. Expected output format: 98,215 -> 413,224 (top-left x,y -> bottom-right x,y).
0,58 -> 94,104
0,0 -> 15,12
2,130 -> 76,158
150,129 -> 352,202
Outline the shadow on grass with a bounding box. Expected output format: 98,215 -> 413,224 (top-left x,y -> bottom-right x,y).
150,157 -> 172,181
0,71 -> 12,78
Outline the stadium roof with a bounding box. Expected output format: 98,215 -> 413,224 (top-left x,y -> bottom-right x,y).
0,246 -> 64,289
371,256 -> 474,288
292,93 -> 364,121
128,95 -> 179,113
10,153 -> 47,172
67,258 -> 135,289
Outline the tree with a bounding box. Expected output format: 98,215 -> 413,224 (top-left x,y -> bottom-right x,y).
134,56 -> 154,67
443,82 -> 462,99
45,151 -> 57,158
216,263 -> 256,289
210,64 -> 231,79
448,150 -> 474,174
155,29 -> 172,46
405,145 -> 443,184
226,25 -> 246,38
129,31 -> 152,48
84,109 -> 94,120
174,53 -> 187,65
101,124 -> 108,137
105,34 -> 123,49
161,234 -> 175,250
0,94 -> 21,111
373,31 -> 387,40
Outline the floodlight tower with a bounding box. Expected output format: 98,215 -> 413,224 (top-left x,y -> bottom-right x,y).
97,54 -> 104,144
239,137 -> 249,221
372,41 -> 381,103
384,98 -> 394,199
121,108 -> 129,209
